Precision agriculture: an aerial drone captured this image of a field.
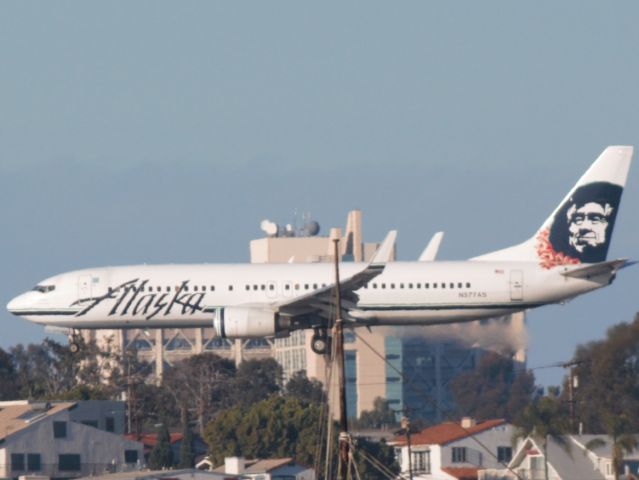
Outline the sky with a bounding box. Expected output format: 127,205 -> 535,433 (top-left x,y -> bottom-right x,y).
1,1 -> 639,387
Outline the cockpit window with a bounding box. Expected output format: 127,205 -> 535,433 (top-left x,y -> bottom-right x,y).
33,285 -> 55,293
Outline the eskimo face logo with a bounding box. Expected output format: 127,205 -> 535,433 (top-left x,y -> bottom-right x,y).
537,182 -> 622,268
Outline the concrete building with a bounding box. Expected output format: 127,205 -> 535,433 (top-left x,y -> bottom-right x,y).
0,401 -> 144,479
391,418 -> 515,480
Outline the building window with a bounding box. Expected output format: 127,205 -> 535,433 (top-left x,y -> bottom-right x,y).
53,421 -> 67,438
27,454 -> 42,471
452,447 -> 467,463
497,446 -> 512,463
125,450 -> 139,463
58,454 -> 81,471
412,450 -> 430,473
106,416 -> 115,432
11,454 -> 25,471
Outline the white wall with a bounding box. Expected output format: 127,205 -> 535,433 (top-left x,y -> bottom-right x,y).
1,409 -> 143,478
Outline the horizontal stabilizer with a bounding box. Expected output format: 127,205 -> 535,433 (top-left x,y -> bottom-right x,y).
561,259 -> 630,279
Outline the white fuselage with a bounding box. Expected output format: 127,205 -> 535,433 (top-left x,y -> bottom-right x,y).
7,260 -> 609,331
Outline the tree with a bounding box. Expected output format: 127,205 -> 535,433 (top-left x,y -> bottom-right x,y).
0,348 -> 18,400
586,413 -> 637,480
162,352 -> 236,435
353,397 -> 398,430
450,351 -> 535,422
178,409 -> 195,468
514,394 -> 571,480
232,358 -> 283,407
569,314 -> 639,433
149,423 -> 174,469
204,395 -> 321,467
285,370 -> 324,403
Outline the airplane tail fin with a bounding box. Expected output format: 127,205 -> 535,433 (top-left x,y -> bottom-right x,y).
472,146 -> 633,268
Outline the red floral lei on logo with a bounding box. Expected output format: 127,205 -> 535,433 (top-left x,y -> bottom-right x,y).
536,228 -> 580,269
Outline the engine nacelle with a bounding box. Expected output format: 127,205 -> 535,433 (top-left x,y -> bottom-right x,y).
213,306 -> 280,338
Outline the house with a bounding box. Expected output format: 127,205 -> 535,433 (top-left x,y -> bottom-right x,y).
479,434 -> 639,480
0,400 -> 144,478
200,456 -> 315,479
391,418 -> 515,480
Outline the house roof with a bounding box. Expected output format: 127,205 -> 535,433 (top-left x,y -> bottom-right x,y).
124,432 -> 184,447
512,436 -> 606,480
441,466 -> 479,480
394,419 -> 507,446
0,401 -> 75,441
211,457 -> 298,474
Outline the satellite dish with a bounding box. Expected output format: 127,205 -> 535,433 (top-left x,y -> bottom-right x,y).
260,219 -> 278,237
306,220 -> 320,236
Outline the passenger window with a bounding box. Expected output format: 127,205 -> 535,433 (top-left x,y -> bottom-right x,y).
295,284 -> 300,290
432,283 -> 436,289
210,286 -> 215,291
228,285 -> 233,291
381,283 -> 386,289
304,284 -> 309,290
166,286 -> 171,292
458,282 -> 462,288
253,285 -> 258,291
194,286 -> 198,291
261,285 -> 265,291
313,283 -> 318,289
408,283 -> 413,289
442,283 -> 446,289
450,283 -> 454,289
285,284 -> 290,290
417,283 -> 421,288
390,283 -> 395,289
269,284 -> 275,290
466,282 -> 471,288
156,286 -> 161,292
245,285 -> 250,291
372,283 -> 377,289
400,283 -> 404,289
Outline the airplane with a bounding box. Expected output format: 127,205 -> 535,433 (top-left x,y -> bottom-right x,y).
6,146 -> 634,355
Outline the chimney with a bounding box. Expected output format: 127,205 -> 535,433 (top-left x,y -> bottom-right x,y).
224,457 -> 245,475
461,417 -> 476,429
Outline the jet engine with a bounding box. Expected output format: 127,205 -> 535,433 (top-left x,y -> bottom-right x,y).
213,306 -> 284,338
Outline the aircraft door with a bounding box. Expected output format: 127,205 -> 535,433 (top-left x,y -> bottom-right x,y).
510,270 -> 523,301
78,274 -> 93,301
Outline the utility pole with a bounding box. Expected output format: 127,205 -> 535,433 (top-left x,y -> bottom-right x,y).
562,360 -> 583,433
333,238 -> 350,480
401,416 -> 414,480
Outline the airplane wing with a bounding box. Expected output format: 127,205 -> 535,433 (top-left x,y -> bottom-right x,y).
275,230 -> 397,319
560,259 -> 630,279
418,231 -> 444,261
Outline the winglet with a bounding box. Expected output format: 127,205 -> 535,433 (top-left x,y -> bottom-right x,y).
370,230 -> 397,266
419,231 -> 444,261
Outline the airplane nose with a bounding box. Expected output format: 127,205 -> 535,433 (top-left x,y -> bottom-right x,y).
7,292 -> 30,315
